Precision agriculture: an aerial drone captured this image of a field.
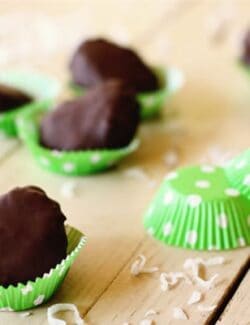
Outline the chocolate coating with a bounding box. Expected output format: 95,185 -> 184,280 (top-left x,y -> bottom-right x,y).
241,29 -> 250,65
40,80 -> 140,151
0,84 -> 33,113
70,38 -> 159,93
0,186 -> 67,287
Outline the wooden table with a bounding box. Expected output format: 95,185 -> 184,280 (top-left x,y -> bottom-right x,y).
0,0 -> 249,324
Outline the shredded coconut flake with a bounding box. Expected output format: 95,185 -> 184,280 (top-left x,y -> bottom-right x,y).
160,271 -> 191,291
123,167 -> 156,188
188,290 -> 202,305
140,319 -> 154,325
195,274 -> 219,290
20,312 -> 32,317
144,309 -> 158,317
173,307 -> 188,320
47,303 -> 84,325
130,255 -> 158,276
183,258 -> 220,290
60,181 -> 78,199
198,304 -> 217,312
164,150 -> 179,168
204,256 -> 225,266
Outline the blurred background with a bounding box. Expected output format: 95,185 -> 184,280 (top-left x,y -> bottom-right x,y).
0,0 -> 249,163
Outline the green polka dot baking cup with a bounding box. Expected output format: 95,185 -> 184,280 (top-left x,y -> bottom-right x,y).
225,149 -> 250,200
144,165 -> 250,251
138,67 -> 184,119
0,225 -> 86,311
238,60 -> 250,77
0,70 -> 61,136
70,67 -> 184,120
17,103 -> 139,176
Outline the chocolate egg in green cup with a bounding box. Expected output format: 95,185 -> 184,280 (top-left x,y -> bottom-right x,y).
0,186 -> 86,311
69,38 -> 184,120
0,70 -> 60,136
17,80 -> 140,176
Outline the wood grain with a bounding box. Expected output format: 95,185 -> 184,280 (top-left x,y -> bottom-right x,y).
217,271 -> 250,325
0,1 -> 249,324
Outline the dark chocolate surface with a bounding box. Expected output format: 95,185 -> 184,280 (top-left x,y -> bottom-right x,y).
0,84 -> 33,113
0,186 -> 67,287
241,29 -> 250,65
70,38 -> 159,92
40,80 -> 140,151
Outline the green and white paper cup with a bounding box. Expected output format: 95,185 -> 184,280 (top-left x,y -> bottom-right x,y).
144,165 -> 250,251
138,67 -> 184,119
238,60 -> 250,77
70,67 -> 184,120
0,225 -> 86,311
17,104 -> 139,176
225,149 -> 250,200
0,70 -> 61,136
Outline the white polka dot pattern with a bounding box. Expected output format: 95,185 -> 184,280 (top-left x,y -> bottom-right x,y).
34,295 -> 45,306
91,153 -> 101,164
187,195 -> 202,208
186,230 -> 198,245
163,222 -> 173,236
225,188 -> 240,197
217,213 -> 228,229
164,191 -> 174,205
195,180 -> 210,189
243,174 -> 250,186
238,237 -> 246,247
63,162 -> 75,173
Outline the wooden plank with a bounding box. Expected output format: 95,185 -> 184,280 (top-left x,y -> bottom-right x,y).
86,239 -> 250,325
0,137 -> 19,162
216,271 -> 250,325
0,1 -> 249,324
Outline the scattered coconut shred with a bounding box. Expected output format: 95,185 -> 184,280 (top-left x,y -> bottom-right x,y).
127,256 -> 225,323
188,290 -> 202,305
123,167 -> 156,188
163,150 -> 179,168
20,311 -> 32,318
198,304 -> 217,312
173,307 -> 188,320
47,303 -> 84,325
183,257 -> 225,290
130,255 -> 159,276
144,309 -> 158,317
60,181 -> 78,199
160,272 -> 191,291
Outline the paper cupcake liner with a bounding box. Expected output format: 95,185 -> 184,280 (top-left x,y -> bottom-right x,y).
144,166 -> 250,251
138,67 -> 184,119
69,67 -> 184,120
224,149 -> 250,200
0,70 -> 61,137
0,225 -> 86,311
238,60 -> 250,77
17,104 -> 139,176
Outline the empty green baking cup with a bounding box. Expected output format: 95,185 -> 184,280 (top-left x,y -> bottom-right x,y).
16,103 -> 139,176
144,165 -> 250,251
224,149 -> 250,200
0,70 -> 61,136
70,67 -> 184,120
0,225 -> 86,312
